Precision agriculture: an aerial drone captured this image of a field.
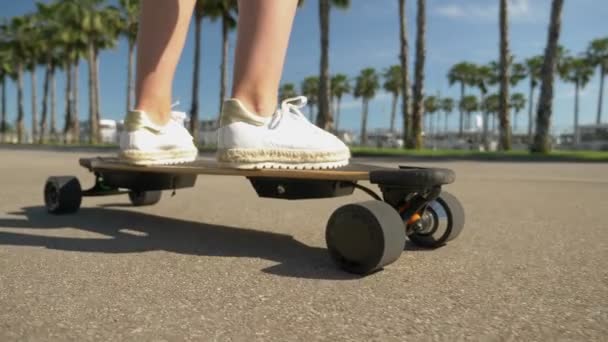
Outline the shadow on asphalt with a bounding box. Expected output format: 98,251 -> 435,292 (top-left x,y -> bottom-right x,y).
0,206 -> 364,280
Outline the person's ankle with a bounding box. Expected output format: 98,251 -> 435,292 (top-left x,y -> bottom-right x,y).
231,93 -> 276,117
133,101 -> 172,126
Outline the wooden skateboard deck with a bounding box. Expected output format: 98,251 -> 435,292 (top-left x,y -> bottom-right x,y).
81,157 -> 389,181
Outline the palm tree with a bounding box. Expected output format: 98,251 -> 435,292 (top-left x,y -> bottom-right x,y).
587,37 -> 608,124
3,16 -> 30,143
331,73 -> 350,131
448,62 -> 477,136
410,0 -> 426,149
510,92 -> 526,133
532,0 -> 565,153
398,0 -> 410,147
0,42 -> 11,142
36,2 -> 61,144
472,64 -> 494,148
279,83 -> 297,102
301,76 -> 319,122
317,0 -> 350,130
190,0 -> 207,144
524,55 -> 543,140
26,19 -> 41,144
78,1 -> 122,144
440,97 -> 454,134
559,56 -> 594,145
482,93 -> 499,143
57,0 -> 88,143
424,95 -> 439,139
498,0 -> 511,150
119,0 -> 140,114
383,65 -> 402,133
460,95 -> 479,138
354,68 -> 379,146
205,0 -> 237,115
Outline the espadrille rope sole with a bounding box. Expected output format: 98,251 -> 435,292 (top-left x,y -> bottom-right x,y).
119,148 -> 198,165
216,148 -> 350,169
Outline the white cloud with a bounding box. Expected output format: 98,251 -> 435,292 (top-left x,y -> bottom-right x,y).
434,0 -> 533,22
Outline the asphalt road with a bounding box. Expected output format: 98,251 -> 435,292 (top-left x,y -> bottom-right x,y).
0,149 -> 606,341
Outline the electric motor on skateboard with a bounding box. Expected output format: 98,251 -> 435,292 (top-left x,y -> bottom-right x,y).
44,158 -> 465,275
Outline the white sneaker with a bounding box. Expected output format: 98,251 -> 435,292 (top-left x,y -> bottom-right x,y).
217,96 -> 350,169
119,110 -> 198,165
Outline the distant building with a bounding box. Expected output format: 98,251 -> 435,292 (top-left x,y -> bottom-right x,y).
561,124 -> 608,151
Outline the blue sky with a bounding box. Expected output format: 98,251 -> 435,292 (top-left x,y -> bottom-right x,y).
1,0 -> 607,135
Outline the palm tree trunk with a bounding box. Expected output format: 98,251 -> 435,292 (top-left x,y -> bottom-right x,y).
574,81 -> 580,145
527,80 -> 535,142
1,77 -> 6,141
40,61 -> 51,144
50,65 -> 57,139
399,0 -> 410,147
498,0 -> 511,150
410,0 -> 426,149
219,15 -> 229,115
459,82 -> 465,136
308,104 -> 314,122
73,60 -> 80,142
597,64 -> 605,124
17,64 -> 25,143
126,40 -> 135,113
532,0 -> 564,153
514,111 -> 519,133
361,99 -> 368,146
94,51 -> 101,143
444,111 -> 448,133
95,50 -> 101,142
190,16 -> 202,144
88,44 -> 97,144
317,0 -> 332,130
390,93 -> 398,133
64,61 -> 72,140
435,108 -> 440,137
31,71 -> 38,143
335,96 -> 342,131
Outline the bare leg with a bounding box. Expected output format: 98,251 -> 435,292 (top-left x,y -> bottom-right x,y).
134,0 -> 195,125
232,0 -> 299,117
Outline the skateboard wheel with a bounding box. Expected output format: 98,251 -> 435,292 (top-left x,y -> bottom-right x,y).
128,190 -> 162,206
405,191 -> 465,248
44,176 -> 82,214
326,200 -> 406,275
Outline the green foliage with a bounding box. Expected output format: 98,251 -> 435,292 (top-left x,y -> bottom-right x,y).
279,83 -> 297,102
441,97 -> 455,113
482,93 -> 500,114
203,0 -> 238,28
301,76 -> 319,105
459,95 -> 479,113
510,93 -> 526,112
382,65 -> 402,96
331,74 -> 351,99
448,62 -> 478,88
587,37 -> 608,70
559,55 -> 594,87
424,95 -> 439,114
118,0 -> 140,44
354,68 -> 379,100
525,55 -> 544,87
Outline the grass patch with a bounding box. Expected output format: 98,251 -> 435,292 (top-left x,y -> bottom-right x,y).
350,147 -> 608,162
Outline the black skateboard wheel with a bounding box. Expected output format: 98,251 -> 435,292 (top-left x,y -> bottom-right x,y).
326,200 -> 406,275
128,190 -> 162,206
44,176 -> 82,214
405,191 -> 465,248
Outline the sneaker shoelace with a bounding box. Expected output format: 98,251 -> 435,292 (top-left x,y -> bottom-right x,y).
269,96 -> 310,129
